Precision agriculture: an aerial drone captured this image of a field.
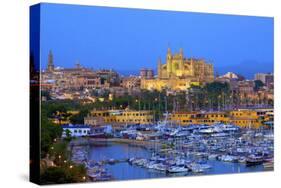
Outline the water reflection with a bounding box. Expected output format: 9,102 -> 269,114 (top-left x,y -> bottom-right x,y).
88,143 -> 264,180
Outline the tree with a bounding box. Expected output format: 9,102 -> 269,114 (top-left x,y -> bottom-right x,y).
254,80 -> 264,91
69,108 -> 89,124
64,129 -> 72,142
203,82 -> 231,111
41,90 -> 51,100
41,107 -> 63,158
40,165 -> 87,184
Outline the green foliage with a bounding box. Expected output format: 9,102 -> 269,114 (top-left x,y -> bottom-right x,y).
69,108 -> 89,124
204,81 -> 230,94
203,82 -> 230,110
254,80 -> 265,91
41,90 -> 51,100
41,81 -> 233,122
41,107 -> 63,158
40,164 -> 87,184
49,141 -> 70,164
42,100 -> 80,117
64,129 -> 72,142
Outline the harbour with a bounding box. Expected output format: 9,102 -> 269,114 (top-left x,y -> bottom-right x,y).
87,142 -> 265,181
69,123 -> 273,181
34,4 -> 275,185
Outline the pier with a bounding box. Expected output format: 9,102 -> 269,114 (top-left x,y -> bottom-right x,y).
70,138 -> 162,150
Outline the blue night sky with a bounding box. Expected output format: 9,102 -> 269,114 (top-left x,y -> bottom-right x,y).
38,3 -> 274,79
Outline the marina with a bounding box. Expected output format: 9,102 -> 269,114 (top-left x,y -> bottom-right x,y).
33,4 -> 275,185
69,123 -> 273,181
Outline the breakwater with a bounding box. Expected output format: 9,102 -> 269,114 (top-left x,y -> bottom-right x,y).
69,138 -> 162,150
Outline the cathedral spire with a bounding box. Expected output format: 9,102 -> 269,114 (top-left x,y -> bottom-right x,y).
179,48 -> 184,70
167,46 -> 172,60
47,50 -> 54,72
167,47 -> 171,54
180,48 -> 183,56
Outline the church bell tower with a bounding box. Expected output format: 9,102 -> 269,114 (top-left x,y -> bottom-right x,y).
47,50 -> 55,72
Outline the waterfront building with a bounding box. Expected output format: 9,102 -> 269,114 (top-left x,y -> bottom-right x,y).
61,124 -> 91,137
115,110 -> 153,124
86,109 -> 154,126
141,48 -> 214,91
169,111 -> 229,125
254,108 -> 274,124
84,116 -> 106,126
228,109 -> 262,128
263,111 -> 274,126
169,109 -> 264,128
169,112 -> 200,125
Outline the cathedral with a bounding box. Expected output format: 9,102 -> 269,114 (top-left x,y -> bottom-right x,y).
141,48 -> 214,91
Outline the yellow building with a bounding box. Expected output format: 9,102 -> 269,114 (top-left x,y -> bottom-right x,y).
141,48 -> 214,91
86,109 -> 154,126
169,112 -> 229,125
169,109 -> 263,128
115,110 -> 153,124
228,110 -> 262,128
50,110 -> 79,125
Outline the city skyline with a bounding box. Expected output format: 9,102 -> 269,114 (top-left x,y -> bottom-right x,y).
30,4 -> 274,184
39,3 -> 273,79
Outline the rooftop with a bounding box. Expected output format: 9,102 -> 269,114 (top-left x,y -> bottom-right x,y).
61,124 -> 91,129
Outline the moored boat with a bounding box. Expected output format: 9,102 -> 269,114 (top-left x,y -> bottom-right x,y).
167,166 -> 189,173
246,155 -> 264,166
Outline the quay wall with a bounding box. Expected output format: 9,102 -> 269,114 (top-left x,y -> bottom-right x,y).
69,138 -> 162,149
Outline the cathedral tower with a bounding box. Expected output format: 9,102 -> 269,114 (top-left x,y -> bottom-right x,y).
179,48 -> 184,70
157,58 -> 162,79
47,50 -> 55,72
166,47 -> 172,77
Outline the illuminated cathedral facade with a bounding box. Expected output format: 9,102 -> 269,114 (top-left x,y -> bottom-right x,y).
141,48 -> 214,91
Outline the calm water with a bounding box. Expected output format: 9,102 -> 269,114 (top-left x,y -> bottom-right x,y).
88,143 -> 265,180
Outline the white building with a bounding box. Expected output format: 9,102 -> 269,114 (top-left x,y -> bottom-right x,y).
61,124 -> 91,138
